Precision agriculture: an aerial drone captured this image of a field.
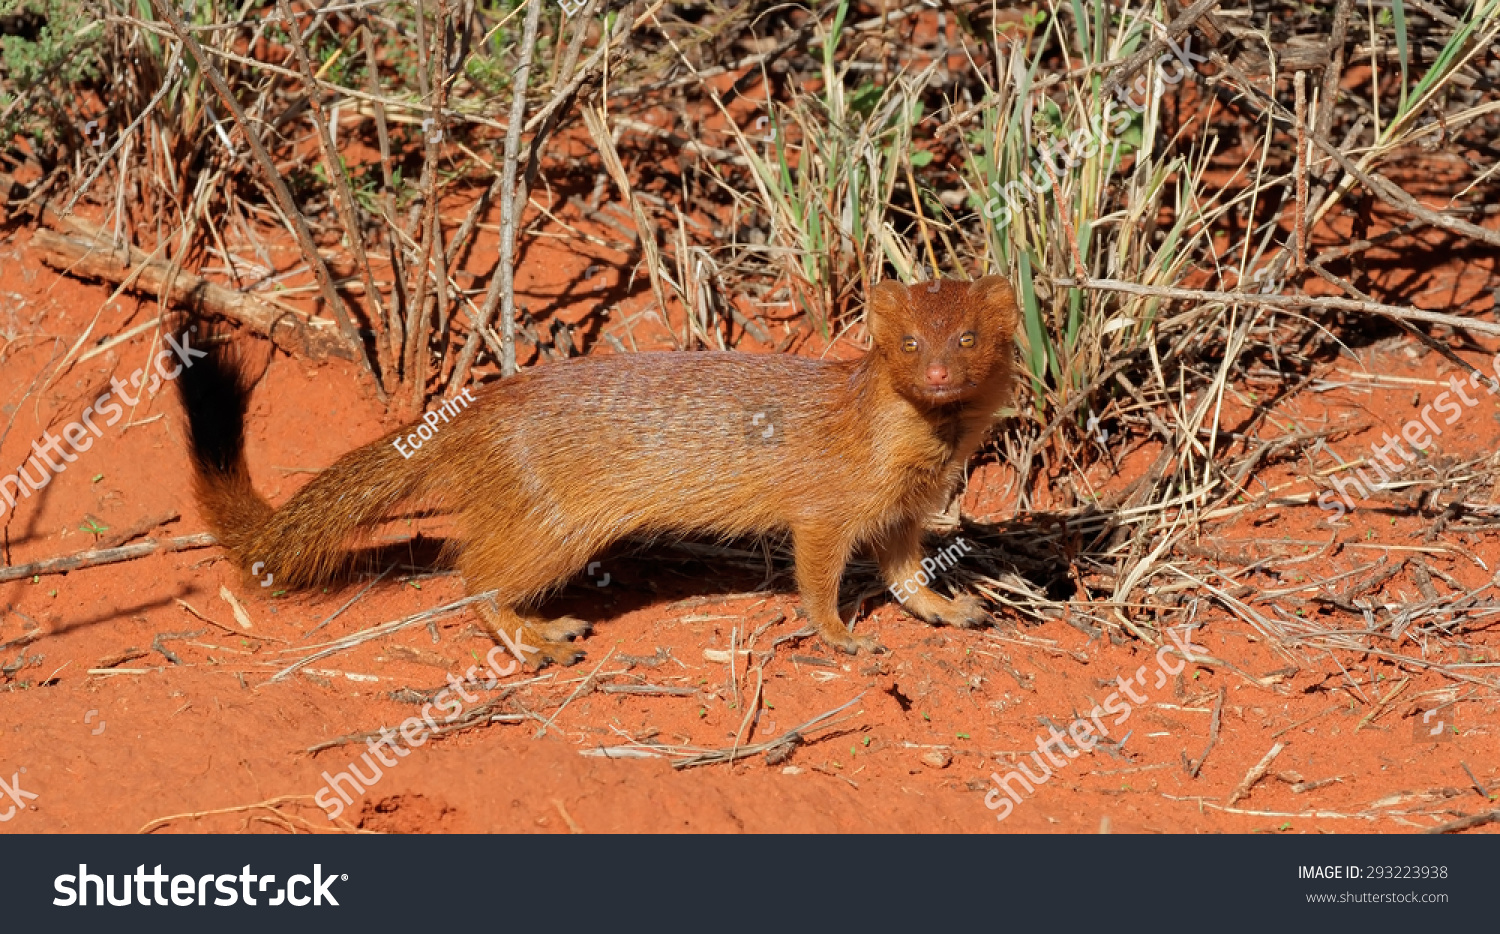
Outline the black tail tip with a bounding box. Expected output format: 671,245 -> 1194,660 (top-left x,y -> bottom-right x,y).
173,316 -> 256,476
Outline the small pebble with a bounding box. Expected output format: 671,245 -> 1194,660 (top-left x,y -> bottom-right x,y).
920,750 -> 951,769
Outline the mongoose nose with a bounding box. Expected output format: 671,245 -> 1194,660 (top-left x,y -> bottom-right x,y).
926,364 -> 950,387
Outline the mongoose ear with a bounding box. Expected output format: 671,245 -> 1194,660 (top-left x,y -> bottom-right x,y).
866,279 -> 912,348
968,275 -> 1019,337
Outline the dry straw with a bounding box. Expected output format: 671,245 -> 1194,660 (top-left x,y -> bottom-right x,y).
7,0 -> 1500,730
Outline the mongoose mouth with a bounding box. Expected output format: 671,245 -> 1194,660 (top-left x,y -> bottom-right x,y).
914,383 -> 976,406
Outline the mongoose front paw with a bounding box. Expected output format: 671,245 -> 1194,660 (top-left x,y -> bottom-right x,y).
817,622 -> 886,656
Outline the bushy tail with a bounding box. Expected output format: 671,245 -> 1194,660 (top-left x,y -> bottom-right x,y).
175,322 -> 431,588
175,322 -> 274,558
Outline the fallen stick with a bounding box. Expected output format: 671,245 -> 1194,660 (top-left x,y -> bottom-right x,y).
139,794 -> 372,835
32,219 -> 353,360
730,664 -> 766,761
598,684 -> 698,696
267,590 -> 500,682
176,597 -> 286,642
672,694 -> 864,771
1100,0 -> 1221,97
0,533 -> 217,584
1354,677 -> 1410,732
1226,741 -> 1285,806
1271,702 -> 1342,739
151,629 -> 203,665
1424,810 -> 1500,834
1056,278 -> 1500,339
1160,794 -> 1377,821
534,648 -> 616,738
0,630 -> 42,652
1186,686 -> 1225,778
97,510 -> 180,550
302,564 -> 395,638
307,673 -> 561,754
1460,760 -> 1490,800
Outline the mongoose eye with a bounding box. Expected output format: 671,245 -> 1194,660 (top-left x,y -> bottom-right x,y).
901,337 -> 919,353
958,332 -> 976,348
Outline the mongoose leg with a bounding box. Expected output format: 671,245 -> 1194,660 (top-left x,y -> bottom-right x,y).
459,504 -> 595,668
877,519 -> 989,628
793,523 -> 884,654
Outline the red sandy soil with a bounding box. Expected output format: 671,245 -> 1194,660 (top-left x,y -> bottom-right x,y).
1,182 -> 1498,834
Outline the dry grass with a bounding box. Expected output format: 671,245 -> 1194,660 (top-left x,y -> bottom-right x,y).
6,0 -> 1500,690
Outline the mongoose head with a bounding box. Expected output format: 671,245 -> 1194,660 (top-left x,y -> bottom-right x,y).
865,275 -> 1019,409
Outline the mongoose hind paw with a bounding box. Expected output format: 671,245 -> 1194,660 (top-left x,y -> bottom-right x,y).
517,629 -> 587,670
934,592 -> 990,629
531,615 -> 592,641
903,590 -> 990,629
818,624 -> 886,656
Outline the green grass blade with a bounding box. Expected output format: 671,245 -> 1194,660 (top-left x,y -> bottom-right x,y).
1391,0 -> 1409,110
1069,0 -> 1091,61
1398,0 -> 1498,126
1017,251 -> 1050,413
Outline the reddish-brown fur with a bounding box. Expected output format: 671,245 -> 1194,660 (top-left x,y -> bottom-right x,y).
178,277 -> 1019,665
